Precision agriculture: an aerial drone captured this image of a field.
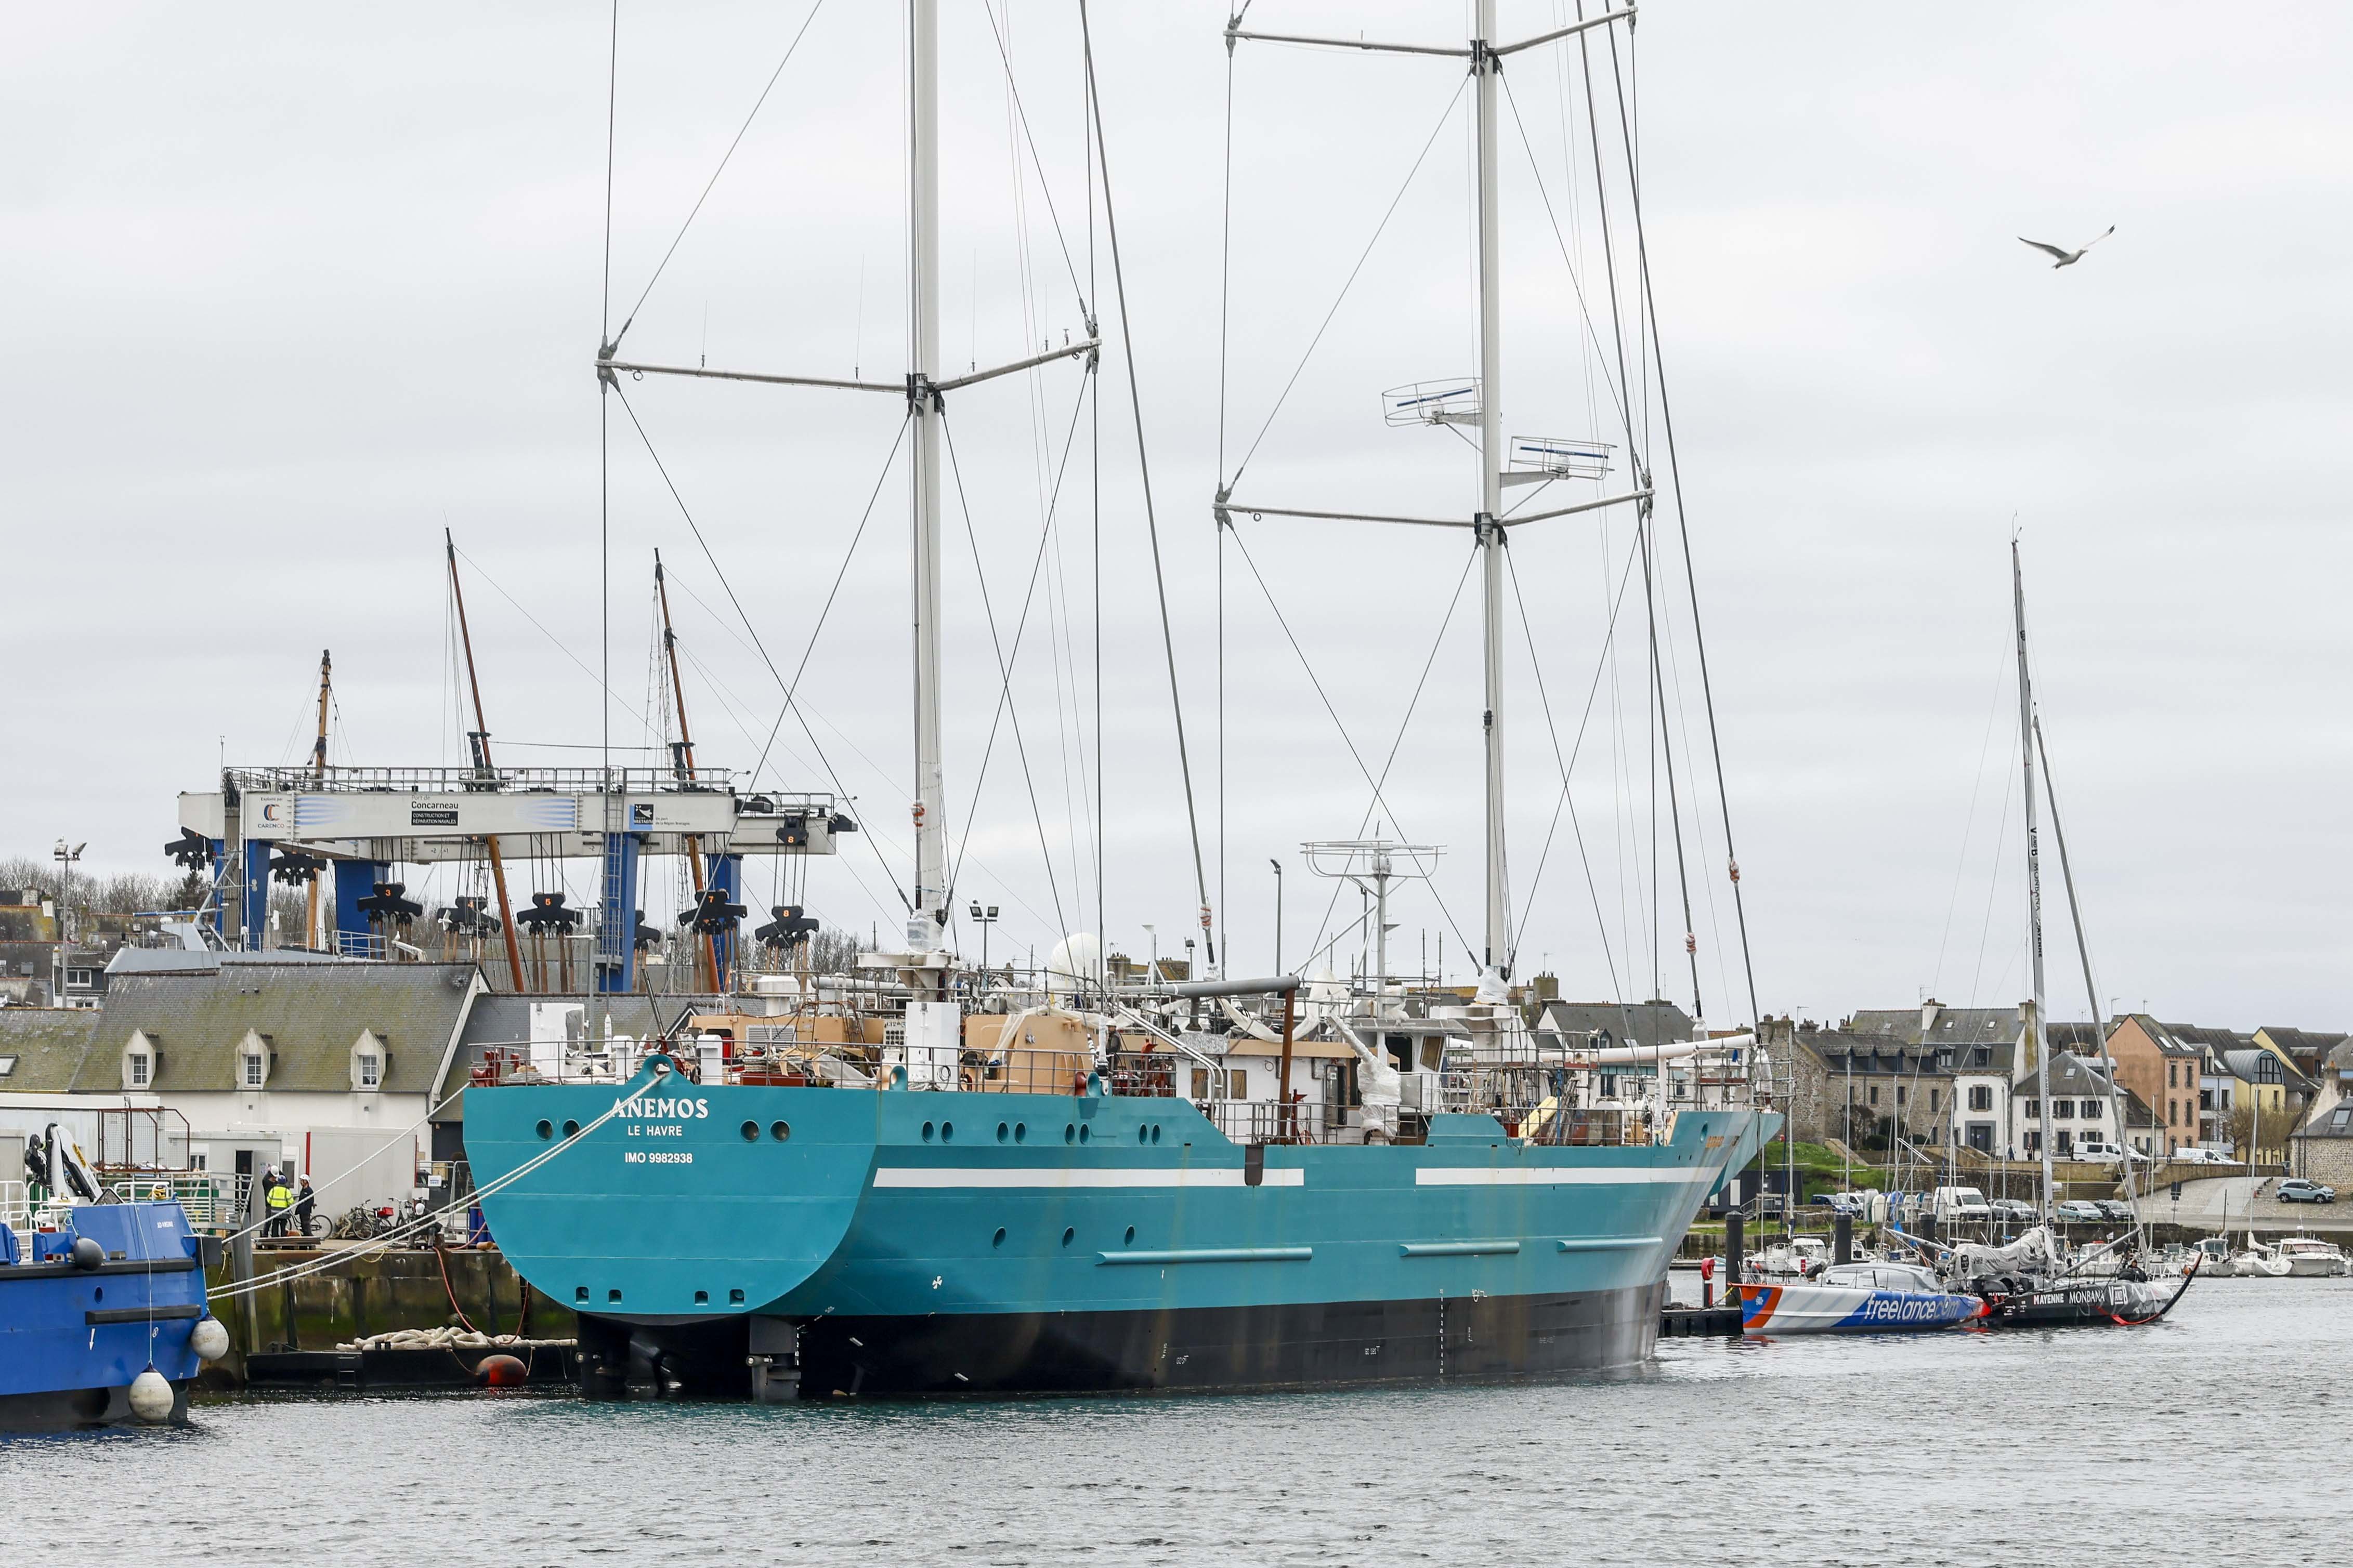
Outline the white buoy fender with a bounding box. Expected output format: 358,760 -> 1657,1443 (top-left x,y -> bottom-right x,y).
189,1316 -> 231,1363
127,1368 -> 176,1424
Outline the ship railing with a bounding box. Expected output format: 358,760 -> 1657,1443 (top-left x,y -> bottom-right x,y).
101,1172 -> 241,1224
223,763 -> 740,796
953,1046 -> 1097,1095
0,1178 -> 28,1233
1198,1098 -> 1341,1147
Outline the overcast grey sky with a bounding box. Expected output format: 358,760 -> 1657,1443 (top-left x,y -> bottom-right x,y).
5,4 -> 2347,1029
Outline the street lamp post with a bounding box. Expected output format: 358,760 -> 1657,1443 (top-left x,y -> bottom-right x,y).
966,902 -> 998,979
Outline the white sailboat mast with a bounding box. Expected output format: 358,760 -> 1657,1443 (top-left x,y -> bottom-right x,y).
1473,0 -> 1511,981
908,0 -> 948,951
2012,539 -> 2056,1218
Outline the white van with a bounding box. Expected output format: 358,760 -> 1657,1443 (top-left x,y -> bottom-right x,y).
1932,1185 -> 1993,1222
2072,1140 -> 2146,1164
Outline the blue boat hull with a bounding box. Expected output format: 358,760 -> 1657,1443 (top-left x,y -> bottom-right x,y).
468,1071 -> 1774,1397
1,1202 -> 213,1432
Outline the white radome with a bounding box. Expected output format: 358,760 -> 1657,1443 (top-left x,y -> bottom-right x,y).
1044,933 -> 1102,989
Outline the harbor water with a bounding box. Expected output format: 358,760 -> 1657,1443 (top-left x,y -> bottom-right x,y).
8,1277 -> 2344,1566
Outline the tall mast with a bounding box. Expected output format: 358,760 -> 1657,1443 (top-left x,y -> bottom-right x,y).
1473,0 -> 1510,982
907,0 -> 948,956
2012,539 -> 2055,1220
447,530 -> 529,992
306,649 -> 331,949
655,552 -> 722,993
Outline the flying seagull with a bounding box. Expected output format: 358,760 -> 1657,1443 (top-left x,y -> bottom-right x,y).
2018,225 -> 2115,269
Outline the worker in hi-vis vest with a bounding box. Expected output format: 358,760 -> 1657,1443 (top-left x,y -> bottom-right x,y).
264,1171 -> 293,1237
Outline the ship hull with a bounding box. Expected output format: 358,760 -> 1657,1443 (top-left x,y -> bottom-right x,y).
467,1067 -> 1773,1399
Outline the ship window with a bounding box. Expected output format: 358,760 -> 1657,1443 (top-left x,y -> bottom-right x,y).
992,1227 -> 1006,1249
729,1289 -> 745,1304
1191,1068 -> 1211,1099
922,1121 -> 935,1143
942,1121 -> 955,1143
608,1289 -> 622,1303
770,1121 -> 790,1142
1151,1125 -> 1162,1145
1124,1226 -> 1136,1245
1137,1124 -> 1149,1145
695,1290 -> 709,1306
575,1286 -> 588,1302
1230,1069 -> 1248,1100
1061,1226 -> 1075,1247
741,1121 -> 760,1142
535,1120 -> 554,1140
1013,1123 -> 1026,1143
563,1120 -> 580,1138
1064,1124 -> 1076,1144
1078,1124 -> 1091,1144
997,1122 -> 1010,1143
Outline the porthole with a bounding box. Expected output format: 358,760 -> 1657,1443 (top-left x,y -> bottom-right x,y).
563,1119 -> 581,1139
942,1121 -> 956,1143
535,1119 -> 553,1141
1061,1226 -> 1076,1247
1079,1124 -> 1092,1144
740,1121 -> 761,1142
998,1121 -> 1010,1143
1151,1124 -> 1162,1145
1015,1122 -> 1027,1143
729,1288 -> 746,1305
1065,1124 -> 1076,1144
922,1121 -> 936,1143
695,1289 -> 709,1306
1124,1226 -> 1136,1246
770,1120 -> 791,1142
608,1288 -> 623,1303
992,1227 -> 1008,1249
574,1286 -> 589,1303
1137,1124 -> 1149,1145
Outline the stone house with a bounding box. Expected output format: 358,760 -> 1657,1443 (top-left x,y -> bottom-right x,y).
2012,1051 -> 2158,1158
1775,1019 -> 1956,1152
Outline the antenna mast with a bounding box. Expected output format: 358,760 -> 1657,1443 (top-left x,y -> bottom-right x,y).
306,649 -> 331,949
656,552 -> 723,993
447,530 -> 529,992
2013,539 -> 2055,1221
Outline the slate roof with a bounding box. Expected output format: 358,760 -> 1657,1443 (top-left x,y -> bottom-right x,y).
2117,1014 -> 2210,1058
2294,1101 -> 2353,1141
0,1008 -> 100,1092
2219,1047 -> 2315,1094
72,961 -> 482,1096
1793,1025 -> 1943,1077
1536,1000 -> 1694,1051
2012,1050 -> 2157,1127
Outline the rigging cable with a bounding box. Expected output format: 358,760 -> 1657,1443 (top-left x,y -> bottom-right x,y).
605,1 -> 828,357
1221,74 -> 1471,495
1605,14 -> 1761,1026
610,384 -> 911,907
1082,0 -> 1215,968
977,0 -> 1090,316
938,412 -> 1069,938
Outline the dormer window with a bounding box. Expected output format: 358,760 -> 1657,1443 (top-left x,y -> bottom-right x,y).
350,1030 -> 389,1092
122,1031 -> 161,1091
242,1047 -> 267,1088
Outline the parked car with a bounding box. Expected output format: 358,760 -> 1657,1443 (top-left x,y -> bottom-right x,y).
1810,1192 -> 1868,1217
1932,1185 -> 1993,1222
2054,1199 -> 2107,1225
2276,1179 -> 2337,1205
1989,1197 -> 2037,1222
2171,1147 -> 2241,1166
2093,1198 -> 2136,1222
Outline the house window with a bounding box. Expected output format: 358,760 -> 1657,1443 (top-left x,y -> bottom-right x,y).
0,1054 -> 16,1078
2082,1100 -> 2101,1121
1970,1047 -> 1992,1069
2332,1106 -> 2351,1130
2168,1099 -> 2178,1125
1928,1088 -> 1940,1112
66,967 -> 95,989
129,1052 -> 150,1087
2024,1099 -> 2040,1119
243,1053 -> 266,1088
2168,1061 -> 2178,1088
2051,1100 -> 2073,1119
1868,1086 -> 1879,1107
1968,1085 -> 1992,1112
2056,1129 -> 2073,1154
1897,1086 -> 1907,1106
357,1053 -> 381,1089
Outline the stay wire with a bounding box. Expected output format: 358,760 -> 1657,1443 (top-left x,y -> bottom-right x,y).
938,410 -> 1068,937
606,1 -> 828,355
944,372 -> 1092,892
1227,526 -> 1472,959
1222,74 -> 1470,494
1606,16 -> 1760,1026
977,0 -> 1089,317
610,382 -> 910,907
1082,0 -> 1215,967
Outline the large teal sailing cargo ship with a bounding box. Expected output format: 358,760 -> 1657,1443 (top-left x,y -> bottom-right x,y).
468,1054 -> 1773,1397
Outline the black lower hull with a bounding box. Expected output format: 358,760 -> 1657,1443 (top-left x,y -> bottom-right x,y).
579,1282 -> 1667,1401
0,1379 -> 191,1434
1980,1269 -> 2192,1329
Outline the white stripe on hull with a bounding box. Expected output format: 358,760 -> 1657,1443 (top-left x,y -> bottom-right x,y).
1415,1166 -> 1707,1188
872,1166 -> 1307,1190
